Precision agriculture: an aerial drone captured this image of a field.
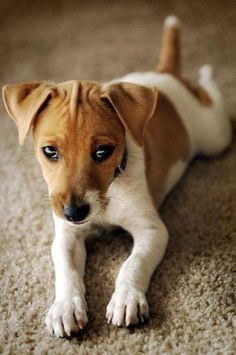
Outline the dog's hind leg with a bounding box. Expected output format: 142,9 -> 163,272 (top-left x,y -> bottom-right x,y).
199,65 -> 223,105
156,15 -> 181,77
196,65 -> 232,156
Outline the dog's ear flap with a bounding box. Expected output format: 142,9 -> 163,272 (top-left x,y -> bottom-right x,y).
2,82 -> 54,145
101,82 -> 158,146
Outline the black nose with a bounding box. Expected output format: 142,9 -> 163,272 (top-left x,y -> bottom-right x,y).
63,202 -> 90,223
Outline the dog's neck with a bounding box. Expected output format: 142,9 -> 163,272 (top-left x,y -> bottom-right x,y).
108,136 -> 146,191
102,135 -> 153,226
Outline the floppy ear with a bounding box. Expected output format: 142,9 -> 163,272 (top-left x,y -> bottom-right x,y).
101,82 -> 158,146
2,81 -> 54,145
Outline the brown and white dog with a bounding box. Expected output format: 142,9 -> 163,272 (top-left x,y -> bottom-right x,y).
2,16 -> 232,337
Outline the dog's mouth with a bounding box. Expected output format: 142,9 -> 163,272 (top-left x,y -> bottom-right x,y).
67,219 -> 90,226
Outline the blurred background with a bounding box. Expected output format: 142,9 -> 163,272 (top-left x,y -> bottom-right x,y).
0,1 -> 235,354
1,0 -> 236,113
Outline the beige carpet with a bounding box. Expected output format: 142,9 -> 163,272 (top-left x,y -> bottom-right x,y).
0,0 -> 235,354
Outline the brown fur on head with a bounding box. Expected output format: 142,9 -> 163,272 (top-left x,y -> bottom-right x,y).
2,80 -> 157,223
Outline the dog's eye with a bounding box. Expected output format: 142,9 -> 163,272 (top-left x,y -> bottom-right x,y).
92,145 -> 115,163
42,146 -> 60,161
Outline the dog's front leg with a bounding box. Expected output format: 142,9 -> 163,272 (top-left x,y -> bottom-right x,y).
106,213 -> 168,327
45,215 -> 88,337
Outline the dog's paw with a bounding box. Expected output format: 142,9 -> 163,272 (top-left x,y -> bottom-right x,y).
106,287 -> 149,327
45,296 -> 88,337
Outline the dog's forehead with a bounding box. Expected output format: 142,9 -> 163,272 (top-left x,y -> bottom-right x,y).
34,80 -> 123,142
57,79 -> 100,97
57,79 -> 102,112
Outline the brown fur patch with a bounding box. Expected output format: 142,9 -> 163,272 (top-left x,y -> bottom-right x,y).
101,82 -> 157,147
144,92 -> 190,207
157,23 -> 181,76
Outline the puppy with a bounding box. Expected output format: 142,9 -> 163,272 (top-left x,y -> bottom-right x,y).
2,16 -> 232,337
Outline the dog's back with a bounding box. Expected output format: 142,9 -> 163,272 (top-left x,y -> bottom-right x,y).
110,15 -> 232,204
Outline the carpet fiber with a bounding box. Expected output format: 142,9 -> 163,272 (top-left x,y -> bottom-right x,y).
0,1 -> 235,354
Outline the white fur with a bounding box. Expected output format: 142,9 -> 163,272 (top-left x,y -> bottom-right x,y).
104,137 -> 169,326
165,160 -> 187,196
84,189 -> 101,220
46,71 -> 232,337
45,214 -> 88,337
164,15 -> 181,28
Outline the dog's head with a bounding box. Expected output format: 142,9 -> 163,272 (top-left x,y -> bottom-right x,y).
2,80 -> 157,225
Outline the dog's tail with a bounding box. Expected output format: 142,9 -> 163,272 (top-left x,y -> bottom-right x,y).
156,15 -> 181,77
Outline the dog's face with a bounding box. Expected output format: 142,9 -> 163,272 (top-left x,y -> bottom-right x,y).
33,81 -> 126,223
2,80 -> 157,224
